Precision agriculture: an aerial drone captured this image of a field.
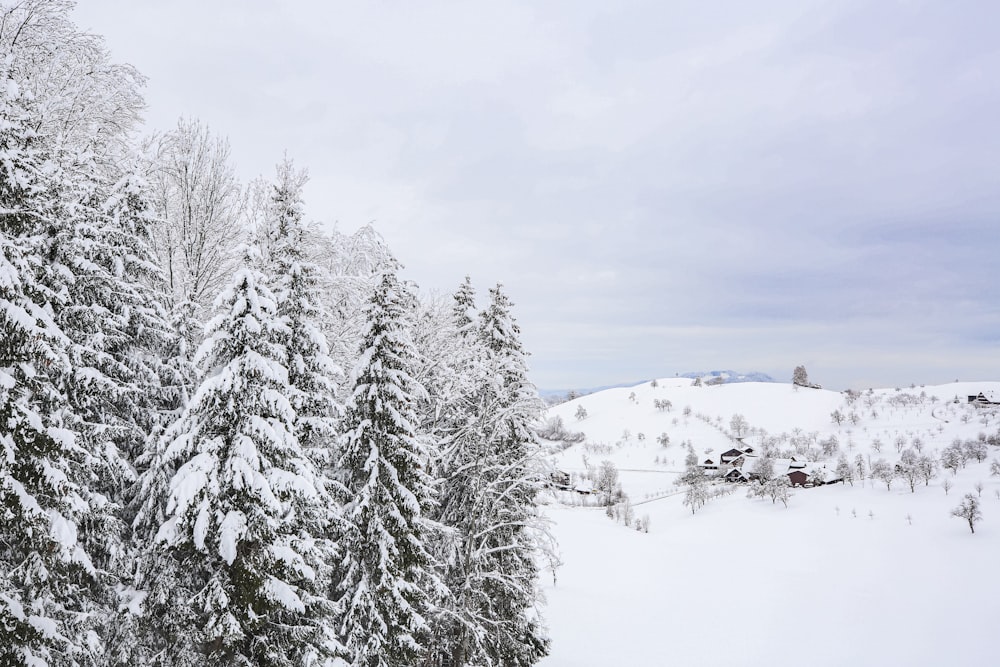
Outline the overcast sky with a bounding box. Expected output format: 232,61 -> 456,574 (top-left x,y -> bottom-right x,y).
74,0 -> 1000,391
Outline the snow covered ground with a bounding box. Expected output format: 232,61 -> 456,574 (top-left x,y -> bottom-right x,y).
538,379 -> 1000,666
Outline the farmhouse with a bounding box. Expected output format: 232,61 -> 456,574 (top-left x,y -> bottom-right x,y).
723,468 -> 750,483
968,392 -> 1000,408
549,470 -> 571,490
719,448 -> 746,464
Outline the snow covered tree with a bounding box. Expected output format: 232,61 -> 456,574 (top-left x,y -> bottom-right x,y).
4,9 -> 177,605
595,460 -> 622,506
898,449 -> 922,493
59,171 -> 175,481
0,0 -> 145,163
335,271 -> 439,667
684,479 -> 709,514
835,455 -> 854,486
854,453 -> 867,481
425,283 -> 552,667
963,439 -> 988,463
452,274 -> 477,336
144,117 -> 245,312
792,365 -> 809,387
941,443 -> 964,476
871,459 -> 895,491
677,447 -> 706,487
752,455 -> 775,482
951,493 -> 982,534
0,239 -> 106,667
164,298 -> 203,407
259,158 -> 341,471
0,68 -> 112,667
918,455 -> 937,486
729,413 -> 748,438
139,262 -> 338,666
766,475 -> 792,507
306,223 -> 398,382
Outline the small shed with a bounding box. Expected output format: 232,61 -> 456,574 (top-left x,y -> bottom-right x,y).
787,470 -> 809,487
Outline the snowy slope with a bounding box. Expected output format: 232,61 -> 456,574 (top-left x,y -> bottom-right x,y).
539,379 -> 1000,667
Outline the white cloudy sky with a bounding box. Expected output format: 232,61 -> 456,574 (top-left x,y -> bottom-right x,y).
74,0 -> 1000,391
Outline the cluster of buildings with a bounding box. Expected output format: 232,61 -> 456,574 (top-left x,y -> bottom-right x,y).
698,445 -> 841,487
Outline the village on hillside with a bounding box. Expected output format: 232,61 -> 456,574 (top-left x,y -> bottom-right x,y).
698,445 -> 841,487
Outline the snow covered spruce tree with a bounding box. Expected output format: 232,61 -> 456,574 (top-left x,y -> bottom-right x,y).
136,259 -> 338,666
451,275 -> 476,335
335,270 -> 440,667
0,65 -> 113,667
260,158 -> 341,471
426,282 -> 552,667
5,8 -> 181,644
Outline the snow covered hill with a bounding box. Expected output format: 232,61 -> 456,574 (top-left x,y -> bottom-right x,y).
538,378 -> 1000,667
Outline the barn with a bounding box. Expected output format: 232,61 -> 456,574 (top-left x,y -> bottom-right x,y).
787,470 -> 809,487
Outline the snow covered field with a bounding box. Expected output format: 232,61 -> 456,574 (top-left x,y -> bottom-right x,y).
539,379 -> 1000,666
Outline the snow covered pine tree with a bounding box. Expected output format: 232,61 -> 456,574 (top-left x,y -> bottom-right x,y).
0,63 -> 112,667
335,270 -> 440,667
428,283 -> 552,667
141,259 -> 338,666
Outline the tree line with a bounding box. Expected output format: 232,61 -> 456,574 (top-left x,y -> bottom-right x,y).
0,3 -> 552,666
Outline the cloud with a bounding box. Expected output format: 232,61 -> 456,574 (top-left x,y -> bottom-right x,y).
74,0 -> 1000,390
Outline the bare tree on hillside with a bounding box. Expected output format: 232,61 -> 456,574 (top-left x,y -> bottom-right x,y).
951,493 -> 982,534
871,459 -> 895,491
730,414 -> 748,439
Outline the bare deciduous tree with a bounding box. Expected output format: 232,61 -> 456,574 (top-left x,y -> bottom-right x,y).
144,117 -> 245,311
730,413 -> 748,438
951,493 -> 982,534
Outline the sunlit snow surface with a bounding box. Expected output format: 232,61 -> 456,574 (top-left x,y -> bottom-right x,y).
540,380 -> 1000,667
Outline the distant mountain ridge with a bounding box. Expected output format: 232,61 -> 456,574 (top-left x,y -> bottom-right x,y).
539,380 -> 650,405
680,370 -> 777,384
